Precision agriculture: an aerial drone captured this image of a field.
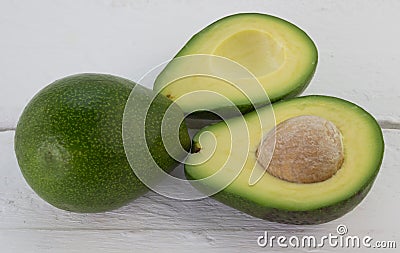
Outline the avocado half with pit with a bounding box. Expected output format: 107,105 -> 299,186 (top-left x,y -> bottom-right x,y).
185,96 -> 384,224
154,13 -> 318,120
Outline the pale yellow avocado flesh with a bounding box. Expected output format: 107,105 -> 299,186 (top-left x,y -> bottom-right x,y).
185,96 -> 384,211
154,14 -> 318,114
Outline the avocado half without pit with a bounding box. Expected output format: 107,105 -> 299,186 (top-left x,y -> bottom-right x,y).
154,13 -> 318,121
185,96 -> 384,225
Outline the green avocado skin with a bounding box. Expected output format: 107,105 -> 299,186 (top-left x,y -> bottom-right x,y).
186,171 -> 377,225
15,73 -> 191,213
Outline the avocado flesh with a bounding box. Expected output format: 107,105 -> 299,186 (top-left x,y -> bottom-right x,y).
185,96 -> 384,224
15,74 -> 191,213
154,13 -> 318,119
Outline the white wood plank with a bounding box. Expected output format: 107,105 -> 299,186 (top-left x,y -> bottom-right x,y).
0,130 -> 399,252
1,0 -> 400,127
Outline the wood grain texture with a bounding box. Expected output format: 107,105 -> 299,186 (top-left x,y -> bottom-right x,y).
1,0 -> 400,127
0,130 -> 399,252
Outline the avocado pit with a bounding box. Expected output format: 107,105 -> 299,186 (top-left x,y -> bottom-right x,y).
256,115 -> 344,184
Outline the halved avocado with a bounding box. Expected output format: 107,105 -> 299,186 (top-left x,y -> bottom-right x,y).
184,96 -> 384,224
154,13 -> 318,119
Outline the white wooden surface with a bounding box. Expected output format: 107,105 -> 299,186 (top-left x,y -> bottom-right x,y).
1,0 -> 400,252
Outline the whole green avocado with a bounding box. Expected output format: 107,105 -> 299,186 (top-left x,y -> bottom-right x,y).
14,73 -> 191,213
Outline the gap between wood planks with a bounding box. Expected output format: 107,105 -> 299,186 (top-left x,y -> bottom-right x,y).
378,120 -> 400,130
0,127 -> 16,132
1,120 -> 400,132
